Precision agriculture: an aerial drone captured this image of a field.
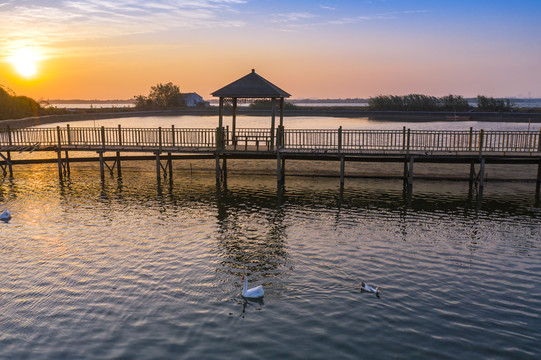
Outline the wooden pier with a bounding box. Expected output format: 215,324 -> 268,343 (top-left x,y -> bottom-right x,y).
1,125 -> 541,193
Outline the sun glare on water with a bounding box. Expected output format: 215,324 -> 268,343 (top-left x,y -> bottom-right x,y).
9,48 -> 42,78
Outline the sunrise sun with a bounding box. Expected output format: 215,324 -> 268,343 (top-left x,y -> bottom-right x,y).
9,48 -> 41,78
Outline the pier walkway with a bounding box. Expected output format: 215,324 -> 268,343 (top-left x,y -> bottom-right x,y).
1,125 -> 541,192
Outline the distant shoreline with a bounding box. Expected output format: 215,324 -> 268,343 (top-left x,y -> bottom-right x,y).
2,108 -> 541,129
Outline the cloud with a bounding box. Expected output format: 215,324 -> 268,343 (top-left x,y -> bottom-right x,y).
0,0 -> 247,56
270,8 -> 430,30
271,12 -> 318,23
320,5 -> 335,11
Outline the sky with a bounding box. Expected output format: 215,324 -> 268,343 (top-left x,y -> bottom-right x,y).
0,0 -> 540,100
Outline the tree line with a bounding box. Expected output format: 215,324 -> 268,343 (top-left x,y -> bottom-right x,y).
368,94 -> 514,112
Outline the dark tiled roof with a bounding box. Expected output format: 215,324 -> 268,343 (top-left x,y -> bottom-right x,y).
212,69 -> 291,98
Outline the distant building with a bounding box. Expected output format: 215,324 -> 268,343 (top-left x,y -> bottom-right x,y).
178,92 -> 208,107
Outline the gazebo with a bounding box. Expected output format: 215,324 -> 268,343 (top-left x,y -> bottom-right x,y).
211,69 -> 291,149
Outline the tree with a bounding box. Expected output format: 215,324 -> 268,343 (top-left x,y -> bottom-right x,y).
0,86 -> 41,120
134,82 -> 181,110
476,95 -> 513,112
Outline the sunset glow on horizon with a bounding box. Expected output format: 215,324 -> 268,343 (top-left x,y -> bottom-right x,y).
1,0 -> 540,100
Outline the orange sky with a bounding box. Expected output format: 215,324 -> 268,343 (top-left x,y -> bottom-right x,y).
1,1 -> 540,100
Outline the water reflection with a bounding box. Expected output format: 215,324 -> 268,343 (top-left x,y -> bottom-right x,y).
214,184 -> 289,280
2,166 -> 541,359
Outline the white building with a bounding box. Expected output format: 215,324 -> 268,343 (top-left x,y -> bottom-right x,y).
179,92 -> 206,107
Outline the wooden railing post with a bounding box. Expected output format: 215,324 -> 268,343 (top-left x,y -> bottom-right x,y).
6,126 -> 13,177
407,128 -> 411,155
338,126 -> 342,155
402,126 -> 406,151
538,127 -> 541,152
171,125 -> 175,147
158,126 -> 162,152
56,126 -> 63,181
469,127 -> 473,151
479,129 -> 484,156
67,124 -> 71,146
101,126 -> 106,151
216,127 -> 223,151
118,124 -> 123,146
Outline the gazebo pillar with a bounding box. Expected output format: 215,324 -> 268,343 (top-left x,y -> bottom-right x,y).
218,97 -> 224,129
232,98 -> 237,146
271,97 -> 276,148
279,98 -> 284,127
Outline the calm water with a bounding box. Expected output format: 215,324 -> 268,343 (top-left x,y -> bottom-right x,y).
1,163 -> 541,359
36,114 -> 541,131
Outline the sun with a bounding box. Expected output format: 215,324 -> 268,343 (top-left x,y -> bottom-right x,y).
9,48 -> 41,78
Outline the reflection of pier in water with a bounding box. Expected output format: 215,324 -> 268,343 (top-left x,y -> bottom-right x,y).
1,126 -> 541,196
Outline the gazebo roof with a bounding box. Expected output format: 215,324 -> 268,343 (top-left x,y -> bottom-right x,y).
212,69 -> 291,98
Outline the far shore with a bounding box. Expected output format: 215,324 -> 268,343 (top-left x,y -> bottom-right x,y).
2,107 -> 541,129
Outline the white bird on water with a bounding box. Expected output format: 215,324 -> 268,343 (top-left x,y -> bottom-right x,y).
241,275 -> 264,299
0,210 -> 11,221
361,281 -> 381,295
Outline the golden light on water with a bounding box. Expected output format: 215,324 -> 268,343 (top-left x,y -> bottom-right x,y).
9,47 -> 42,78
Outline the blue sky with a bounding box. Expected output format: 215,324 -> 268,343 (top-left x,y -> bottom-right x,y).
1,0 -> 540,99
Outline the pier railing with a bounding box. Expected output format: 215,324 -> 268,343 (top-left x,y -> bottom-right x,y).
281,128 -> 541,154
1,126 -> 540,154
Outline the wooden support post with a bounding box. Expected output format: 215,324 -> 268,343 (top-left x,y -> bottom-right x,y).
277,152 -> 283,184
408,156 -> 414,186
168,153 -> 173,180
116,152 -> 122,177
155,152 -> 161,182
404,129 -> 411,181
281,158 -> 286,183
56,126 -> 63,181
64,151 -> 70,175
99,151 -> 105,181
340,155 -> 345,187
222,155 -> 227,182
479,157 -> 486,189
216,153 -> 221,183
469,162 -> 476,185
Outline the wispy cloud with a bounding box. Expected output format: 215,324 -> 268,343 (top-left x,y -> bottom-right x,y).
271,12 -> 318,23
320,5 -> 335,11
0,0 -> 247,58
269,8 -> 430,31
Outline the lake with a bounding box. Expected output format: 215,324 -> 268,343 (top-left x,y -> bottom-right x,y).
2,116 -> 541,359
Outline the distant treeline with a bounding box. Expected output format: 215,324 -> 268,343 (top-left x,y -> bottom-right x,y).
368,94 -> 513,112
248,99 -> 299,110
